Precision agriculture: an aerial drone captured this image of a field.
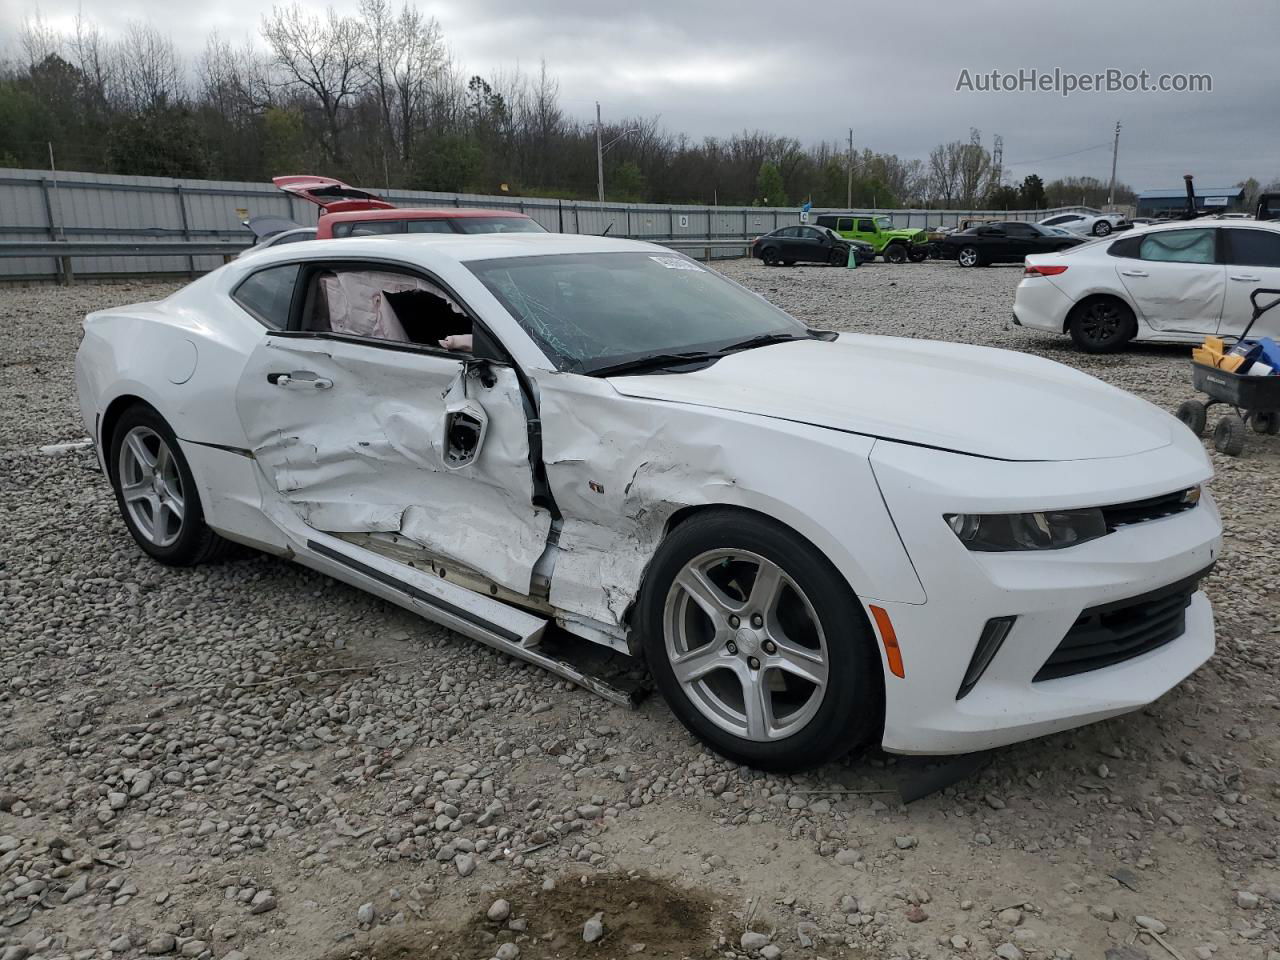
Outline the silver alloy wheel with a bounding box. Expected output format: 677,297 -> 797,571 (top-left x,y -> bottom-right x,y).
957,247 -> 979,267
118,426 -> 185,548
662,549 -> 829,742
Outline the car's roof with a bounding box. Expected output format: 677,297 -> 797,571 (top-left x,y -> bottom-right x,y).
243,231 -> 670,265
321,207 -> 535,224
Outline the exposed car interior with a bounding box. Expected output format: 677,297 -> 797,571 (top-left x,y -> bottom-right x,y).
298,267 -> 473,348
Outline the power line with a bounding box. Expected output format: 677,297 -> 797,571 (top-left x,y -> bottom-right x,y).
1004,141 -> 1112,168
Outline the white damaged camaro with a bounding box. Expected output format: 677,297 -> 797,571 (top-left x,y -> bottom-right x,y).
76,233 -> 1223,770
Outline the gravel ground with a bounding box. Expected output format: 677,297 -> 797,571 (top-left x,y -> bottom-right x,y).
2,261 -> 1279,960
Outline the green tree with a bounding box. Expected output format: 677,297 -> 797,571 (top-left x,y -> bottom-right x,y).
410,133 -> 483,192
755,160 -> 786,206
608,160 -> 646,201
1020,174 -> 1046,209
987,184 -> 1022,210
263,107 -> 307,175
106,107 -> 208,178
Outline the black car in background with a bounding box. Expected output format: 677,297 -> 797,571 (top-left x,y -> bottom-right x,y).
939,220 -> 1084,267
752,225 -> 875,266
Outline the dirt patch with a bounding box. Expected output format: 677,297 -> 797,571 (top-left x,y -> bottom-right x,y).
341,873 -> 728,960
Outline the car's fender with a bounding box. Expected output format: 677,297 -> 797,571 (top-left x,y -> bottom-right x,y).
533,371 -> 927,637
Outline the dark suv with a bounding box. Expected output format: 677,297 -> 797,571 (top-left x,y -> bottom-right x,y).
752,225 -> 874,266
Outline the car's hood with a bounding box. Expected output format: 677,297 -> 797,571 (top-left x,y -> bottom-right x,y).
607,335 -> 1174,461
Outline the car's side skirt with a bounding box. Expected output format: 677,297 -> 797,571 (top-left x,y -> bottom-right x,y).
294,532 -> 644,707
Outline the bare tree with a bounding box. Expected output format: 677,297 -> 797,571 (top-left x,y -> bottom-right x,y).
262,4 -> 369,165
115,21 -> 183,111
18,11 -> 60,69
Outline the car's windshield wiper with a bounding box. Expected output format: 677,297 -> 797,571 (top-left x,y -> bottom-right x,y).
716,331 -> 812,353
584,351 -> 722,378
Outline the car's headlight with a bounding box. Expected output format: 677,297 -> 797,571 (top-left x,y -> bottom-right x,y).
944,509 -> 1107,552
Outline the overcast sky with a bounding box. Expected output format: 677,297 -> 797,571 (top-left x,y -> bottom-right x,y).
8,0 -> 1278,189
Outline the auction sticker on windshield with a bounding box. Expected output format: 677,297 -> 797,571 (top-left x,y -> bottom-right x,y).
650,256 -> 703,271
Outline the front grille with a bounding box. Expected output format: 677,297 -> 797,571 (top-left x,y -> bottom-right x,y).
1033,565 -> 1212,682
1100,488 -> 1197,532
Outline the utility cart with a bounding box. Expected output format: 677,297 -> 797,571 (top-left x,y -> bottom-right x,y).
1176,288 -> 1280,456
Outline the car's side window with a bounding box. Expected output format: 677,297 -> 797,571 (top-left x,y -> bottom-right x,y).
232,264 -> 301,330
294,263 -> 474,352
1224,229 -> 1280,268
837,217 -> 853,231
856,218 -> 875,232
1139,229 -> 1217,264
798,227 -> 822,239
1007,223 -> 1035,237
1107,235 -> 1143,258
1043,215 -> 1069,226
776,226 -> 799,237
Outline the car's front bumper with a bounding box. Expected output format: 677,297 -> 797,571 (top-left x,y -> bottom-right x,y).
867,437 -> 1220,755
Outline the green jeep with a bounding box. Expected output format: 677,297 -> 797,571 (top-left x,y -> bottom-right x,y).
813,214 -> 929,263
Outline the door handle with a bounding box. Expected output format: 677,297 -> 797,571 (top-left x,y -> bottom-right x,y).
1119,269 -> 1148,277
268,371 -> 333,390
1230,274 -> 1262,282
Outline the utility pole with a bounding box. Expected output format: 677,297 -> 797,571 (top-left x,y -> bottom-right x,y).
596,101 -> 605,203
846,128 -> 853,210
1107,120 -> 1121,207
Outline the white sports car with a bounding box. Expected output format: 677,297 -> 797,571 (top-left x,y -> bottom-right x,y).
1015,219 -> 1280,351
76,233 -> 1221,770
1037,211 -> 1128,238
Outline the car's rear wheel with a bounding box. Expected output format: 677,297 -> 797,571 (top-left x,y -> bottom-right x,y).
1093,220 -> 1113,237
639,509 -> 881,772
109,404 -> 230,566
761,247 -> 781,266
956,245 -> 981,268
1067,296 -> 1136,352
884,244 -> 908,264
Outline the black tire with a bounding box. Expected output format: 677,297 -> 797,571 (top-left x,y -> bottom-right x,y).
637,508 -> 882,772
108,404 -> 231,566
829,246 -> 847,266
908,247 -> 928,262
1092,220 -> 1113,237
1213,415 -> 1247,456
783,260 -> 796,267
956,245 -> 982,268
1067,297 -> 1137,353
883,244 -> 908,264
1176,400 -> 1208,437
1249,411 -> 1280,435
761,247 -> 781,266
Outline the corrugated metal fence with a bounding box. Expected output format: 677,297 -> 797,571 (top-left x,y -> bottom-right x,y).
0,167 -> 1097,280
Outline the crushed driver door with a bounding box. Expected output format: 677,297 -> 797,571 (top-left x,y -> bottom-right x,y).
234,333 -> 552,595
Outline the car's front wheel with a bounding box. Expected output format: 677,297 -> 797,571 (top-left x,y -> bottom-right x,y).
908,247 -> 928,262
639,509 -> 881,771
1067,296 -> 1136,352
956,245 -> 982,267
1093,220 -> 1113,237
109,404 -> 230,566
883,244 -> 908,264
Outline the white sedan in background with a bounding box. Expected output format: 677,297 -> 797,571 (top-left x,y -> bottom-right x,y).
77,233 -> 1220,770
1015,219 -> 1280,352
1038,211 -> 1128,237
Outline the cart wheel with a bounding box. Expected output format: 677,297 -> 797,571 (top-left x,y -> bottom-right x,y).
1249,411 -> 1280,436
1213,415 -> 1247,456
1176,399 -> 1208,437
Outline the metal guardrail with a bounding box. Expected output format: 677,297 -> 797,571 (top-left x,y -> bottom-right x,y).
0,238 -> 752,283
